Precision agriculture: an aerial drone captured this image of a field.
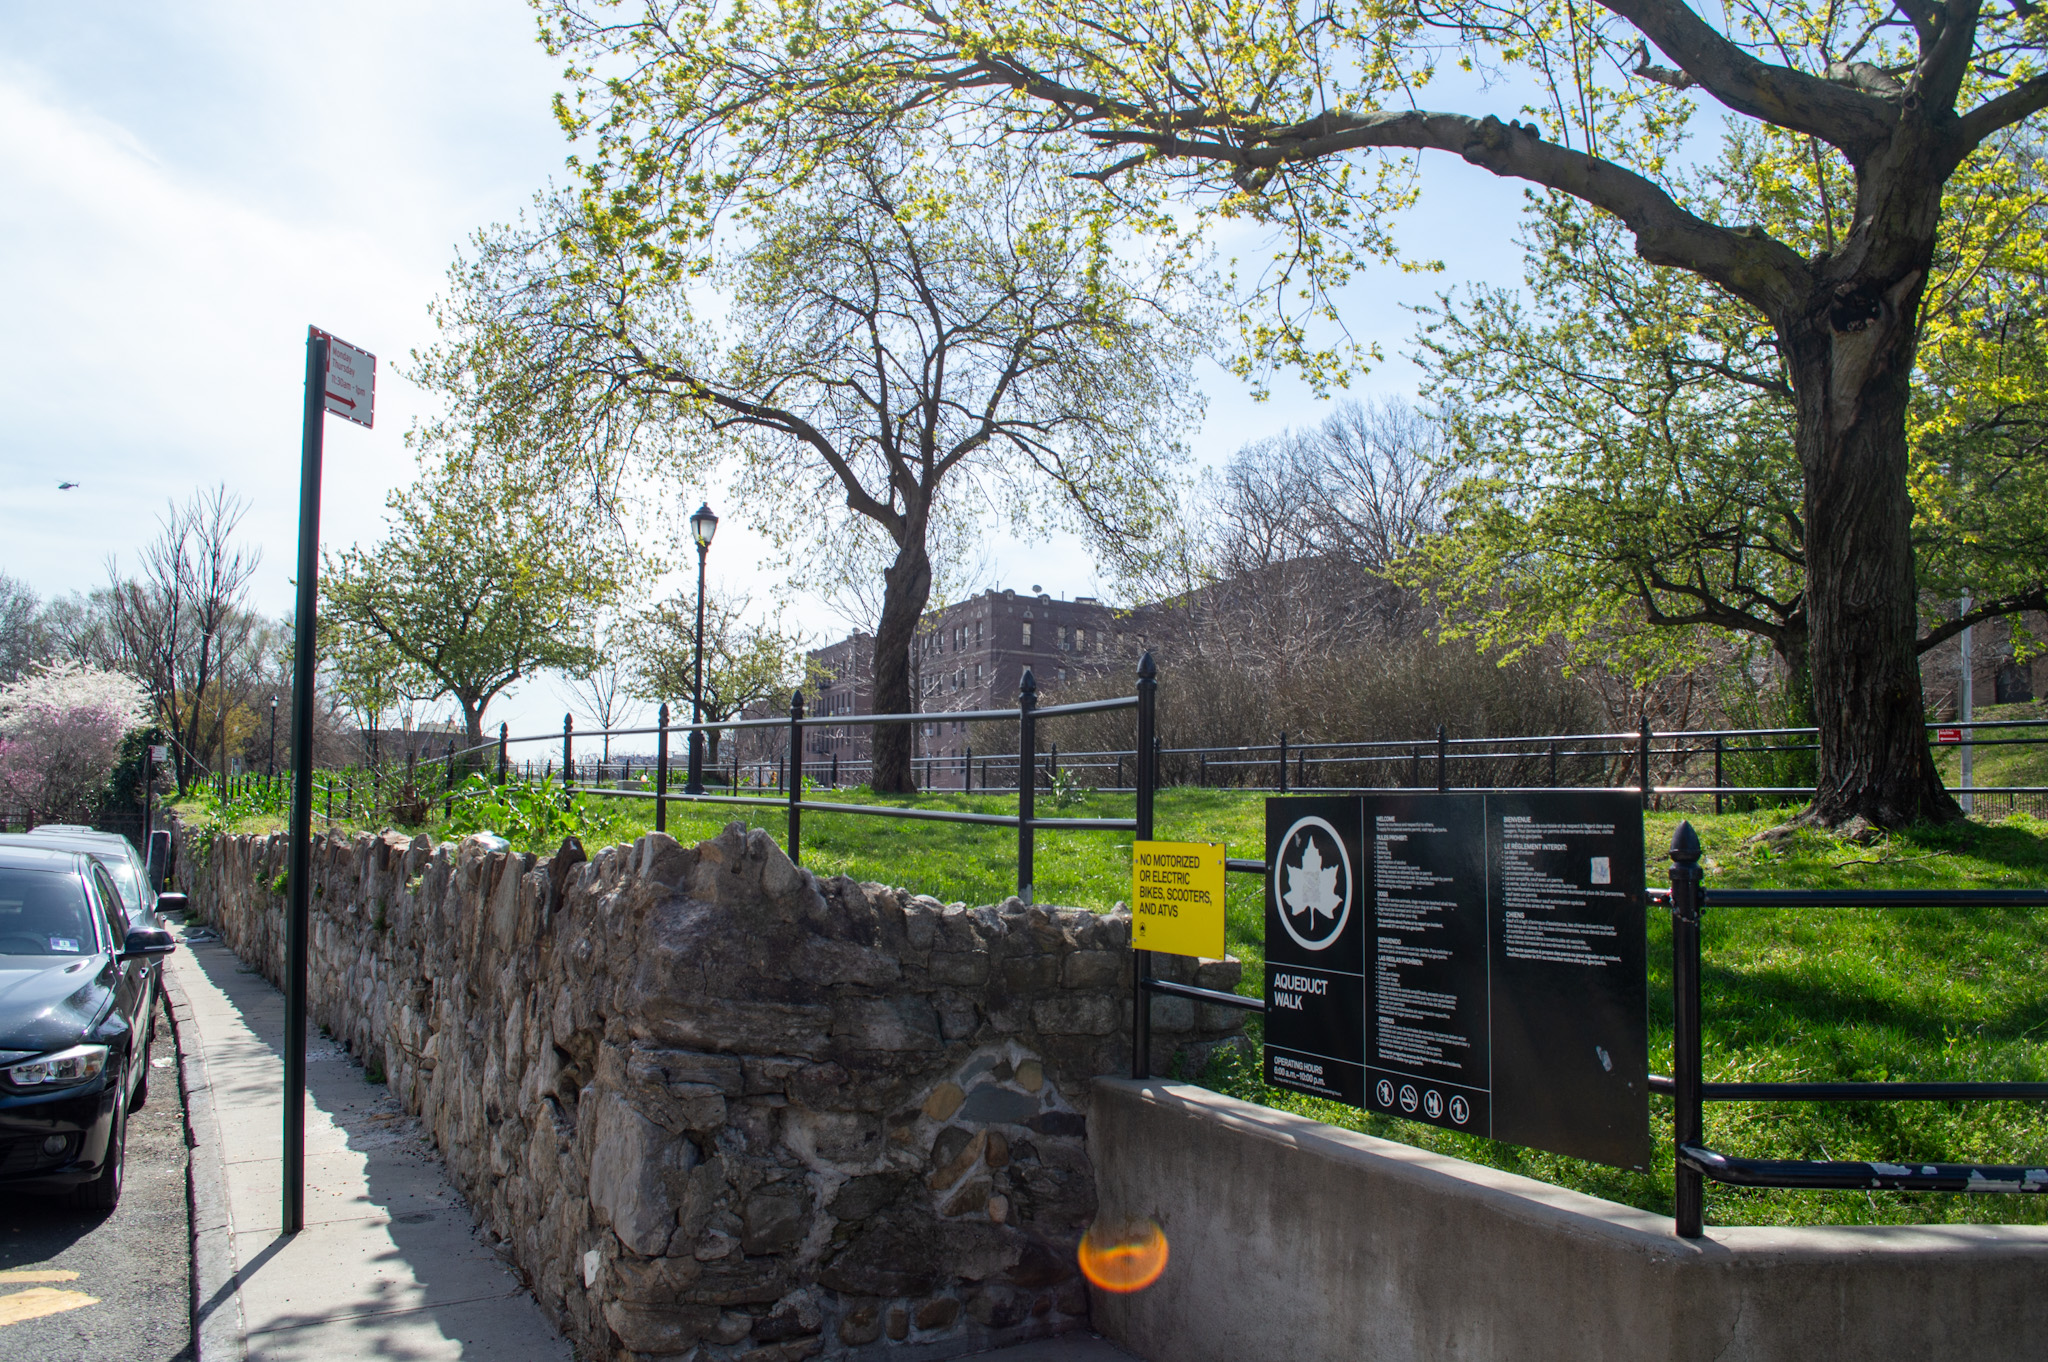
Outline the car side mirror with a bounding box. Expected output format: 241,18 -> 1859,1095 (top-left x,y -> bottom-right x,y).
154,892 -> 189,916
119,926 -> 177,960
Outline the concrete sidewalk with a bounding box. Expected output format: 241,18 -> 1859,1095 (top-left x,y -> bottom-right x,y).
162,922 -> 1139,1362
163,928 -> 571,1362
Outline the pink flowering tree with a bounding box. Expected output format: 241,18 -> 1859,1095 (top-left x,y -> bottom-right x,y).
0,661 -> 150,818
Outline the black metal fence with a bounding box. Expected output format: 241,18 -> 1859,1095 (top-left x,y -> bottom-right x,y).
202,738 -> 499,828
1656,823 -> 2048,1235
494,658 -> 1162,904
512,714 -> 2048,812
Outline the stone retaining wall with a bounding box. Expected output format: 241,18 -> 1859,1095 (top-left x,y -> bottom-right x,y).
177,821 -> 1243,1360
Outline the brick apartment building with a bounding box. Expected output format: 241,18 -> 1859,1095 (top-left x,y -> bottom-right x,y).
803,586 -> 1140,779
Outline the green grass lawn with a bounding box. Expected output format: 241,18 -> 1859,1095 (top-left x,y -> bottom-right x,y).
177,782 -> 2048,1229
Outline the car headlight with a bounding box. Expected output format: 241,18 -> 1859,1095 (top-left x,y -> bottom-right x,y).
2,1044 -> 109,1088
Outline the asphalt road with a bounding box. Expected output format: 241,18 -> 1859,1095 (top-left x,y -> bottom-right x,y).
0,993 -> 194,1361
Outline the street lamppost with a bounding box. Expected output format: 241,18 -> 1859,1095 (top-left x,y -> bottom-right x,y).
686,502 -> 719,794
269,695 -> 279,776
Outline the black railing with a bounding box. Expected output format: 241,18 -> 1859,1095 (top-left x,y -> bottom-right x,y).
561,715 -> 2048,810
201,734 -> 502,828
1656,822 -> 2048,1236
494,656 -> 1160,904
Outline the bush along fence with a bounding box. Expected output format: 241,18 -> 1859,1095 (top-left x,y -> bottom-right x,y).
198,734 -> 501,829
495,656 -> 1166,906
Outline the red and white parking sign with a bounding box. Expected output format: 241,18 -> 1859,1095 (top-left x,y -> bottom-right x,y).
312,327 -> 375,428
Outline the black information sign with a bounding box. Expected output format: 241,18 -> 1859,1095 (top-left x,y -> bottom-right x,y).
1365,795 -> 1493,1137
1263,791 -> 1649,1171
1262,797 -> 1366,1106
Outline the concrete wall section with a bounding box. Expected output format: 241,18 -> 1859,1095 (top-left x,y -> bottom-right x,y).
1088,1080 -> 2048,1362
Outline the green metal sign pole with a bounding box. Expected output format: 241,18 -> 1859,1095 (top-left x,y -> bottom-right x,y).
282,324 -> 373,1234
283,327 -> 328,1234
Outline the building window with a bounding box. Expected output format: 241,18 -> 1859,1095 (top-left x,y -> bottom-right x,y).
1075,627 -> 1085,651
1021,621 -> 1033,646
1058,625 -> 1069,650
975,620 -> 983,644
1058,668 -> 1067,681
975,663 -> 983,683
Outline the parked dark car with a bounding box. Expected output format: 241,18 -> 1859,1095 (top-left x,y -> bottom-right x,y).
0,843 -> 175,1209
3,828 -> 184,1053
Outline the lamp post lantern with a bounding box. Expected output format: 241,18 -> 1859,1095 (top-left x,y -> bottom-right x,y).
686,502 -> 719,794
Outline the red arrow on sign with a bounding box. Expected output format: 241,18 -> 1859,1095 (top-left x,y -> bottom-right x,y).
1936,727 -> 1963,744
324,391 -> 357,408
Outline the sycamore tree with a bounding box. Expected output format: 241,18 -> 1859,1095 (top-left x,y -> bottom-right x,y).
537,0 -> 2048,826
320,466 -> 638,748
422,138 -> 1199,791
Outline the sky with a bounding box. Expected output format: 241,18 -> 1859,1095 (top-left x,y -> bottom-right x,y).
0,2 -> 1538,737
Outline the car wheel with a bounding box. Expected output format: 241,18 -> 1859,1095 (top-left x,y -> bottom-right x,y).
71,1080 -> 126,1212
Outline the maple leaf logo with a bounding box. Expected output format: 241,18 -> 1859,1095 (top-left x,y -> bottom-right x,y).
1283,836 -> 1343,926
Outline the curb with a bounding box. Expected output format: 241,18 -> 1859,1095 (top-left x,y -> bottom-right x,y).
162,946 -> 248,1362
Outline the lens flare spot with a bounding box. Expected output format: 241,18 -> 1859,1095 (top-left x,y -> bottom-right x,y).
1077,1218 -> 1168,1293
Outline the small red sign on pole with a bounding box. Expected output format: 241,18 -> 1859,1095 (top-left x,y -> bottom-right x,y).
1936,728 -> 1963,744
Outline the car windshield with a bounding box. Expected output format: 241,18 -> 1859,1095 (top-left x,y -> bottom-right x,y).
0,868 -> 97,956
93,856 -> 144,913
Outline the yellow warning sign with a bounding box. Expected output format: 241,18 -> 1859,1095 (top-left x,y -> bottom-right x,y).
1131,840 -> 1226,958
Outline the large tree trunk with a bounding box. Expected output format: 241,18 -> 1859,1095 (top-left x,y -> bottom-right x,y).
1784,250 -> 1959,829
869,535 -> 934,794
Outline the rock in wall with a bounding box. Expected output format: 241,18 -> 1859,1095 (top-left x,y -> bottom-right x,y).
177,820 -> 1243,1360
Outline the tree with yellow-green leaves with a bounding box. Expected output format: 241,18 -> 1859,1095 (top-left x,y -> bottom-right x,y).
320,466 -> 641,750
530,0 -> 2046,827
419,138 -> 1201,793
1406,117 -> 2048,724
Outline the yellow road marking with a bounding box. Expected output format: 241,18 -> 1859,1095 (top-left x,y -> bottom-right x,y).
0,1287 -> 99,1326
0,1271 -> 79,1284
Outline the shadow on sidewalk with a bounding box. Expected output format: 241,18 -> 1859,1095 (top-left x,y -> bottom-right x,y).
177,936 -> 568,1360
